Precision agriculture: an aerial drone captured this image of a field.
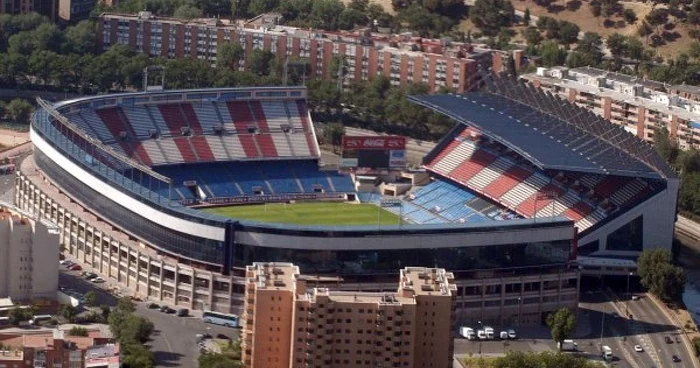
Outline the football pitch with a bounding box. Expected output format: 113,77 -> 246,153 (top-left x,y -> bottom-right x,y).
203,202 -> 404,226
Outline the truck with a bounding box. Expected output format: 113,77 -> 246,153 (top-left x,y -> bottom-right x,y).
558,339 -> 578,351
484,326 -> 494,340
602,345 -> 613,361
459,327 -> 475,340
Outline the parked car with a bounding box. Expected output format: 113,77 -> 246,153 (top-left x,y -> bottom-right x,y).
84,272 -> 98,279
159,305 -> 175,314
665,336 -> 674,344
176,309 -> 189,317
69,264 -> 82,271
90,277 -> 105,283
507,329 -> 517,339
216,333 -> 230,341
147,303 -> 160,309
633,345 -> 644,352
672,355 -> 681,363
631,295 -> 640,301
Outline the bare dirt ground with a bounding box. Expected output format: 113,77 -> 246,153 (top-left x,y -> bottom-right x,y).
507,0 -> 692,59
0,128 -> 29,148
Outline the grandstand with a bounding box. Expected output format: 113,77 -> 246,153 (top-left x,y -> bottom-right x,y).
409,76 -> 678,255
64,99 -> 318,166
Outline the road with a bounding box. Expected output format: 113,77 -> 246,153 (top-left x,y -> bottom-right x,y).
58,267 -> 237,367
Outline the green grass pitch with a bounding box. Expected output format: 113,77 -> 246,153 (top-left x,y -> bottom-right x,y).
202,202 -> 404,226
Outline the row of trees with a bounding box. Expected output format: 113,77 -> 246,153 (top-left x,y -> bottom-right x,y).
653,127 -> 700,219
491,351 -> 600,368
637,248 -> 687,302
108,297 -> 156,368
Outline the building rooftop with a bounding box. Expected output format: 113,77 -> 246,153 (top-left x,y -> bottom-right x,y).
671,84 -> 700,94
572,66 -> 666,91
311,289 -> 415,305
246,262 -> 298,291
522,71 -> 700,125
400,267 -> 456,296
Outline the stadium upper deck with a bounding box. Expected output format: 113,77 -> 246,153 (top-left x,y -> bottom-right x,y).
410,76 -> 678,256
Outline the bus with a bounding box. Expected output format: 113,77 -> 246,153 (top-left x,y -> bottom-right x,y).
202,311 -> 239,328
0,316 -> 10,327
30,315 -> 52,326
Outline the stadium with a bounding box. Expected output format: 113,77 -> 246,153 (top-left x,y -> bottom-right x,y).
15,77 -> 676,325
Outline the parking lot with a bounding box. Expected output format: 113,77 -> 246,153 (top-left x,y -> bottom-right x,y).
58,265 -> 238,367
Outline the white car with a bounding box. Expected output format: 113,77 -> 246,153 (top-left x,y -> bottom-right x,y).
91,277 -> 105,283
634,345 -> 644,352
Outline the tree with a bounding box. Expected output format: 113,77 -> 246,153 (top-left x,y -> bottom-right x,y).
61,305 -> 77,322
310,0 -> 345,31
322,122 -> 344,149
173,4 -> 203,18
523,7 -> 531,25
653,127 -> 679,164
469,0 -> 514,37
558,21 -> 580,45
249,49 -> 276,76
522,27 -> 542,45
494,351 -> 600,368
217,41 -> 244,70
4,98 -> 33,125
117,296 -> 136,313
100,305 -> 111,321
63,20 -> 96,54
689,42 -> 700,61
339,7 -> 367,29
590,1 -> 602,17
623,8 -> 637,24
7,307 -> 31,325
539,41 -> 567,66
637,248 -> 686,301
84,291 -> 97,307
607,33 -> 627,57
646,8 -> 669,34
638,21 -> 653,44
546,308 -> 576,349
69,326 -> 89,337
248,0 -> 279,15
121,343 -> 155,368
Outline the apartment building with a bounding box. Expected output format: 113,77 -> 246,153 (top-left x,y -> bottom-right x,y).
0,0 -> 56,20
57,0 -> 94,22
522,66 -> 700,149
0,329 -> 119,368
97,11 -> 494,93
241,262 -> 456,368
0,203 -> 60,301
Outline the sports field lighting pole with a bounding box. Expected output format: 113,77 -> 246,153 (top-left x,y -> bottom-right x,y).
517,297 -> 522,329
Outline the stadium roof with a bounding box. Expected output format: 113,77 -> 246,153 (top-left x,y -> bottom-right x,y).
409,78 -> 675,179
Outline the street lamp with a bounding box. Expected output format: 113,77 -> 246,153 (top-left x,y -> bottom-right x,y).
517,297 -> 522,329
626,271 -> 633,317
477,320 -> 483,357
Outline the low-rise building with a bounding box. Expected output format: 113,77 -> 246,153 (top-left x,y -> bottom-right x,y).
0,203 -> 60,301
522,66 -> 700,149
0,328 -> 119,368
241,262 -> 456,368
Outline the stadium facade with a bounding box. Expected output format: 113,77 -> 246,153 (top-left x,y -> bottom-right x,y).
15,81 -> 673,325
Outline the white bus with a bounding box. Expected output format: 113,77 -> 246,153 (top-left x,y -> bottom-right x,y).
202,311 -> 239,328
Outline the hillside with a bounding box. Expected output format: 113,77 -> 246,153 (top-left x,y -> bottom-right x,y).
511,0 -> 694,58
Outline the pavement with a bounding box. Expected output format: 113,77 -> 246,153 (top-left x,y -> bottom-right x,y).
58,267 -> 238,367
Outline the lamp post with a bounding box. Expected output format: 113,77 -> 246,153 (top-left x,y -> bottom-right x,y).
626,271 -> 633,317
477,320 -> 483,357
517,297 -> 522,329
599,312 -> 605,349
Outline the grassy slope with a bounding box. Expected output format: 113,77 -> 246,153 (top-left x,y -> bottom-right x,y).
203,202 -> 404,226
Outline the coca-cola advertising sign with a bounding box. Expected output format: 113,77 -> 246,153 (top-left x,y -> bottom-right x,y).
342,136 -> 406,150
